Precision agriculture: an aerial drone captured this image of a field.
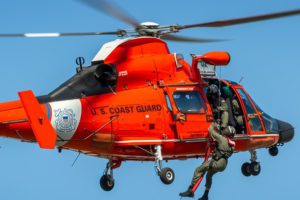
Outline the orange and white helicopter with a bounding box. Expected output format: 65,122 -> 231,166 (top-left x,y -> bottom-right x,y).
0,0 -> 297,191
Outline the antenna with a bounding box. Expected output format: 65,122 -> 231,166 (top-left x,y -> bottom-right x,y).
238,76 -> 244,83
71,152 -> 81,167
76,57 -> 85,73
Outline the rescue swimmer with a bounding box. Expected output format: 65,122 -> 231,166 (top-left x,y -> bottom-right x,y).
179,123 -> 236,200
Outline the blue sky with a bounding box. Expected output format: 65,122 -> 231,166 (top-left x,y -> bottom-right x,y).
0,0 -> 299,199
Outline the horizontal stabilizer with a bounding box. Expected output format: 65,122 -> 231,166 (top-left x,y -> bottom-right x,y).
18,90 -> 57,149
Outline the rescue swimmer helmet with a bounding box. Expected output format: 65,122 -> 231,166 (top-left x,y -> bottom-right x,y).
222,126 -> 236,138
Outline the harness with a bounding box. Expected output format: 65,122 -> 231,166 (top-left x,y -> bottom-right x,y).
212,138 -> 235,160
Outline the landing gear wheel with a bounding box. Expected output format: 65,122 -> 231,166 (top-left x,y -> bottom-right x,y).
241,162 -> 251,177
100,174 -> 115,191
159,167 -> 175,185
269,146 -> 279,156
250,161 -> 261,176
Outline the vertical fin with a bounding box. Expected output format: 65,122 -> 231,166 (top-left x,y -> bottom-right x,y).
18,90 -> 57,149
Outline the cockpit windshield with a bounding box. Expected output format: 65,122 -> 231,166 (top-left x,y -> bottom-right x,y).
238,88 -> 279,134
252,100 -> 279,134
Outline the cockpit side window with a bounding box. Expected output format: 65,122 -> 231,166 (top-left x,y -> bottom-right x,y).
173,91 -> 206,114
237,89 -> 256,114
252,99 -> 279,134
164,93 -> 173,111
237,89 -> 263,132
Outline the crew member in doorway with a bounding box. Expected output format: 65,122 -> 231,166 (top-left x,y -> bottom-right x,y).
206,84 -> 219,112
179,123 -> 236,200
232,96 -> 244,128
222,86 -> 244,132
206,84 -> 229,129
217,99 -> 229,131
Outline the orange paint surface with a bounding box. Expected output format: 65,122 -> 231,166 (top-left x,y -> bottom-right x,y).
0,38 -> 281,161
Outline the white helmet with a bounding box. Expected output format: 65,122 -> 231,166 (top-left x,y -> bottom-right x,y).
222,126 -> 236,138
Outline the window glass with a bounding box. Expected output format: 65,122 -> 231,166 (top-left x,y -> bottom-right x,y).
173,91 -> 206,113
164,94 -> 173,111
237,89 -> 264,132
261,113 -> 279,133
237,89 -> 256,114
252,100 -> 279,133
249,117 -> 263,132
226,80 -> 240,86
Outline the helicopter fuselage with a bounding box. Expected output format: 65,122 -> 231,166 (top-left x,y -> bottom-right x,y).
0,37 -> 292,162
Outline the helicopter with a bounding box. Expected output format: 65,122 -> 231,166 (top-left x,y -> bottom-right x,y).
0,0 -> 298,192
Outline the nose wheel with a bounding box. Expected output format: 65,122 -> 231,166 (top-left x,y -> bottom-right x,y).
269,145 -> 279,156
241,150 -> 261,176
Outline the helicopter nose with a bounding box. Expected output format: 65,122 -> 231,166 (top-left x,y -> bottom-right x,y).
276,119 -> 295,144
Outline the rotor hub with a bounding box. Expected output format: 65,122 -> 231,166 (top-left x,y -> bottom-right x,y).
139,22 -> 160,28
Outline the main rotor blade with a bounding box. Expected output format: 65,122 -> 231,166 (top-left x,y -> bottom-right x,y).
161,34 -> 227,43
78,0 -> 140,27
0,31 -> 122,38
180,8 -> 300,29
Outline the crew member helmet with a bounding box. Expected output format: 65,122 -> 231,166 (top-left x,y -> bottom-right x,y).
222,86 -> 232,98
208,84 -> 219,95
222,126 -> 236,138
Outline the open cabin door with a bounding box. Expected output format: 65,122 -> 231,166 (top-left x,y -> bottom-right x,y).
165,86 -> 210,140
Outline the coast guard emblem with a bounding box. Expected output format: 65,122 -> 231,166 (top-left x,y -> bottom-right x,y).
54,108 -> 77,133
